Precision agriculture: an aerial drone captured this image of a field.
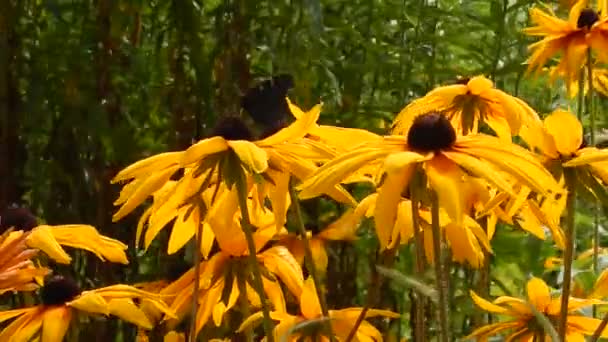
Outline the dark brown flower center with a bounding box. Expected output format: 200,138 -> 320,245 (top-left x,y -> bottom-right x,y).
577,8 -> 599,29
407,113 -> 456,151
211,116 -> 254,141
41,275 -> 82,305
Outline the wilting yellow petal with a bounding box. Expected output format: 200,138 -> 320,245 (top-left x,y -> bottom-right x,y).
41,307 -> 72,342
300,278 -> 322,319
470,290 -> 509,314
113,165 -> 180,221
544,109 -> 582,156
426,156 -> 465,226
168,205 -> 200,255
526,277 -> 551,312
374,166 -> 413,250
108,298 -> 153,329
26,226 -> 71,264
260,246 -> 304,298
112,152 -> 182,183
258,100 -> 321,146
181,136 -> 229,166
467,76 -> 494,95
565,147 -> 608,166
227,140 -> 269,173
68,292 -> 110,315
383,151 -> 430,174
38,225 -> 128,264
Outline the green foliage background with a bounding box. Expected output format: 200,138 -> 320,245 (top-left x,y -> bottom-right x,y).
1,0 -> 606,340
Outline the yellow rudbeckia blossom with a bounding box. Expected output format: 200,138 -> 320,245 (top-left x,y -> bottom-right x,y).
239,277 -> 399,341
0,230 -> 50,295
524,1 -> 608,85
467,277 -> 608,341
112,100 -> 354,255
0,275 -> 175,341
152,188 -> 303,336
390,76 -> 542,141
300,113 -> 561,251
525,109 -> 608,200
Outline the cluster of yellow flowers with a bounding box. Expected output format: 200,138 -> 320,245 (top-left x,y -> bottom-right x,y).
3,0 -> 608,341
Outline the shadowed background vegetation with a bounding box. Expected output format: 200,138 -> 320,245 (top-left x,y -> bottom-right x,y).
1,0 -> 605,340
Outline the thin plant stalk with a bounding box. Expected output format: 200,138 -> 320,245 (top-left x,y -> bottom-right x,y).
558,168 -> 577,341
188,218 -> 203,342
431,192 -> 449,342
288,180 -> 334,342
235,174 -> 275,342
411,179 -> 426,341
590,310 -> 608,341
587,50 -> 600,318
344,250 -> 395,342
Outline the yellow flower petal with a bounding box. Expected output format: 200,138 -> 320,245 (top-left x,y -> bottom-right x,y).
227,140 -> 269,174
383,151 -> 430,174
258,100 -> 321,146
470,290 -> 509,314
544,109 -> 582,156
181,136 -> 229,166
300,278 -> 322,319
113,165 -> 180,221
108,298 -> 153,329
112,152 -> 182,183
167,205 -> 200,255
426,156 -> 465,226
526,277 -> 551,312
260,246 -> 304,298
68,292 -> 110,315
164,331 -> 186,342
41,307 -> 72,342
26,226 -> 71,264
565,147 -> 608,166
374,166 -> 414,250
467,76 -> 494,95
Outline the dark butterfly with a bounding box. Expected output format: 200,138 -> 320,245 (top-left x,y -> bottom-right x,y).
0,207 -> 39,231
241,74 -> 294,134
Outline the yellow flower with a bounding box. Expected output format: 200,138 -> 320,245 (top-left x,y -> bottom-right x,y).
239,277 -> 399,341
25,224 -> 128,265
527,109 -> 608,200
0,230 -> 50,295
467,277 -> 607,340
300,113 -> 561,250
549,65 -> 608,97
343,193 -> 491,267
0,275 -> 175,341
112,100 -> 354,254
523,1 -> 608,85
390,75 -> 542,140
154,189 -> 303,336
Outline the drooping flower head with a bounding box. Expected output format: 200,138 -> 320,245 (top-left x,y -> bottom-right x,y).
524,1 -> 608,86
467,277 -> 608,340
238,277 -> 399,341
390,76 -> 542,142
301,113 -> 562,252
0,275 -> 175,341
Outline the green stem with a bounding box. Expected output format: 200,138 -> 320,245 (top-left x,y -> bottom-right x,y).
431,192 -> 449,342
345,249 -> 395,342
558,169 -> 577,341
410,186 -> 426,342
587,50 -> 600,318
590,310 -> 608,341
188,217 -> 203,342
288,180 -> 334,341
235,174 -> 275,342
